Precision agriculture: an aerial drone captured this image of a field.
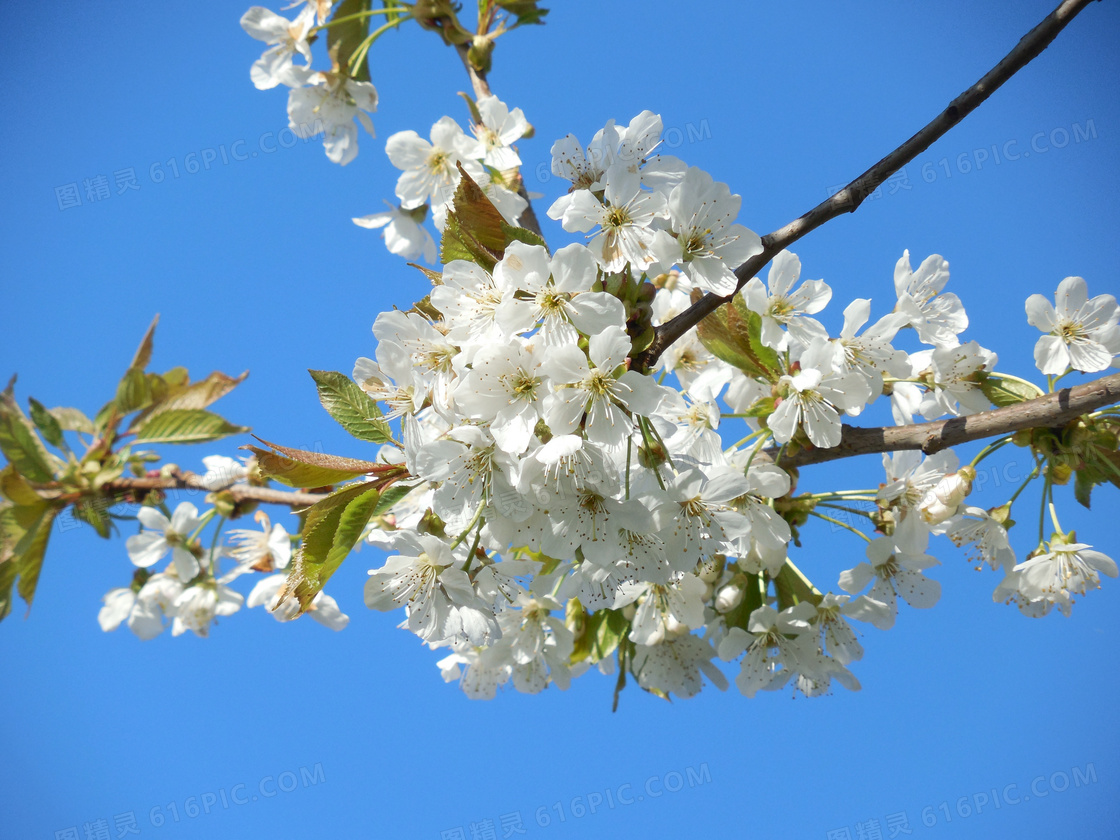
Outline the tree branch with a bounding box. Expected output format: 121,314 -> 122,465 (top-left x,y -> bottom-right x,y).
99,473 -> 327,508
766,372 -> 1120,469
455,43 -> 492,99
638,0 -> 1097,370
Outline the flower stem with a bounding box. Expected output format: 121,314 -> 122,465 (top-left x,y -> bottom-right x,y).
450,503 -> 485,551
808,510 -> 871,542
310,6 -> 412,34
969,435 -> 1013,468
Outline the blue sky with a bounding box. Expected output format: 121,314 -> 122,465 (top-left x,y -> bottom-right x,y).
2,1 -> 1119,838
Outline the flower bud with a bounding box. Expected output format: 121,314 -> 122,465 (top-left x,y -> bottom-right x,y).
919,465 -> 976,524
716,584 -> 744,613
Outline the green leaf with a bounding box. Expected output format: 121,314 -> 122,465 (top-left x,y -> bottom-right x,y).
28,398 -> 65,449
150,370 -> 247,414
130,314 -> 159,371
501,222 -> 548,252
408,262 -> 444,285
329,0 -> 373,81
440,164 -> 507,269
129,370 -> 248,431
373,483 -> 413,515
0,378 -> 57,484
74,496 -> 113,539
741,396 -> 777,419
589,608 -> 629,663
286,482 -> 381,612
456,91 -> 482,127
48,406 -> 95,435
979,374 -> 1044,408
570,605 -> 629,665
694,290 -> 782,383
0,552 -> 17,621
774,558 -> 823,610
15,505 -> 58,610
1074,466 -> 1096,509
114,367 -> 155,415
0,466 -> 42,506
494,0 -> 549,25
133,409 -> 248,444
408,295 -> 443,320
242,438 -> 381,487
0,499 -> 58,619
0,502 -> 32,565
309,370 -> 393,443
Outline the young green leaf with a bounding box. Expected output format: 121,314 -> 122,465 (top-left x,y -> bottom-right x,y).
774,558 -> 823,610
133,409 -> 248,444
693,290 -> 782,383
14,505 -> 59,611
440,164 -> 507,269
979,374 -> 1044,408
48,406 -> 95,435
328,0 -> 373,81
0,378 -> 57,484
130,314 -> 160,371
28,397 -> 65,450
242,445 -> 377,488
501,222 -> 548,252
309,370 -> 392,443
0,465 -> 42,506
286,482 -> 381,611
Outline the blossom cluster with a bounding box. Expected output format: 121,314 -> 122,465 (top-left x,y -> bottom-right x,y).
100,459 -> 348,639
336,106 -> 1118,701
158,11 -> 1119,700
241,3 -> 378,165
354,96 -> 531,263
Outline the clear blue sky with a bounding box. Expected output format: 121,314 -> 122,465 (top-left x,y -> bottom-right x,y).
2,1 -> 1119,838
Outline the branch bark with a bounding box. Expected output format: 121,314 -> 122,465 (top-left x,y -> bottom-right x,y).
766,372 -> 1120,469
99,473 -> 326,508
455,43 -> 492,99
638,0 -> 1097,370
41,374 -> 1120,517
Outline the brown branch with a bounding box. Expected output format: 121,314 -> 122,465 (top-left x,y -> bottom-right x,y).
99,473 -> 327,508
638,0 -> 1097,370
766,372 -> 1120,469
455,43 -> 492,99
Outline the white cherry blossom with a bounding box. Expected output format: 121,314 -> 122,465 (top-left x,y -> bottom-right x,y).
240,5 -> 315,90
744,250 -> 832,351
893,250 -> 967,347
288,71 -> 378,165
1025,276 -> 1120,375
352,203 -> 437,263
126,502 -> 203,583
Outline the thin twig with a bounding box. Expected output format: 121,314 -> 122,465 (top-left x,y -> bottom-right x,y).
99,472 -> 327,508
638,0 -> 1097,370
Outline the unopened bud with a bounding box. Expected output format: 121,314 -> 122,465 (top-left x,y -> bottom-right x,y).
716,584 -> 744,614
918,465 -> 976,525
